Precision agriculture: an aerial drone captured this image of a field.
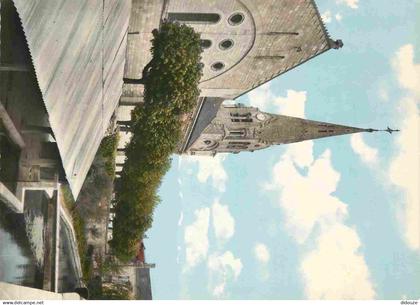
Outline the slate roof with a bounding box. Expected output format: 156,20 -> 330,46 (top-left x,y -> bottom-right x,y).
184,97 -> 224,151
12,0 -> 131,198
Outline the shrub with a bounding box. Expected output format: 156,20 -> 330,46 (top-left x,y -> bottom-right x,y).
110,22 -> 202,260
98,133 -> 119,177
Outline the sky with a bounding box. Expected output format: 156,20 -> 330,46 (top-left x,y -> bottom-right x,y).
146,0 -> 420,300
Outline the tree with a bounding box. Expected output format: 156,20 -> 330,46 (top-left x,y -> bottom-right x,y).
101,282 -> 134,300
110,21 -> 203,260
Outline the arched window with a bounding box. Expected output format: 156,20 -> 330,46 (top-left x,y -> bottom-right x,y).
228,129 -> 246,138
168,13 -> 221,24
230,112 -> 253,123
228,141 -> 251,145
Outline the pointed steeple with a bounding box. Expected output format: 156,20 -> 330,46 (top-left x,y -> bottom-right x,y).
257,114 -> 376,145
182,102 -> 398,156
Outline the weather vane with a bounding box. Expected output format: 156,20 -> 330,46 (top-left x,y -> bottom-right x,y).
365,127 -> 400,134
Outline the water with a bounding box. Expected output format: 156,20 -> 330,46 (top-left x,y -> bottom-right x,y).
0,201 -> 40,288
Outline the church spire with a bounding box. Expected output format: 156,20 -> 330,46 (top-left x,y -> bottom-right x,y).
256,114 -> 390,145
182,103 -> 398,156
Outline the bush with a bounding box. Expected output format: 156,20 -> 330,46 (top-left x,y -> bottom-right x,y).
110,22 -> 202,260
98,133 -> 119,177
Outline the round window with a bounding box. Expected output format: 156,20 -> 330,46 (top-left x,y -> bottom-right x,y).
200,39 -> 212,49
211,62 -> 225,71
256,113 -> 266,121
219,39 -> 234,50
228,13 -> 244,25
204,140 -> 211,145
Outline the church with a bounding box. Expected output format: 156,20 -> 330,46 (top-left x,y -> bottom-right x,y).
119,0 -> 362,157
181,100 -> 381,156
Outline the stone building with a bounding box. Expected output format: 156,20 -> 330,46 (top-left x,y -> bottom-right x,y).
184,101 -> 380,156
124,0 -> 340,98
118,0 -> 346,158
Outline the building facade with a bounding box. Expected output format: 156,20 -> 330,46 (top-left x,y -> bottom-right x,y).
184,101 -> 377,156
118,0 -> 344,160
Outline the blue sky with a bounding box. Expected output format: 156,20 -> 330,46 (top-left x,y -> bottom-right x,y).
146,0 -> 419,299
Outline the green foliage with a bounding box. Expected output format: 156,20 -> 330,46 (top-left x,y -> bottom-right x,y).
144,22 -> 203,114
61,185 -> 91,281
99,255 -> 123,276
110,22 -> 202,260
98,133 -> 119,177
100,282 -> 134,300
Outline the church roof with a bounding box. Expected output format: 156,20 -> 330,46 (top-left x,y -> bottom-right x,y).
184,97 -> 224,151
13,0 -> 131,198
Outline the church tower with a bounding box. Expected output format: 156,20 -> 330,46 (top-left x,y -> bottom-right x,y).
182,99 -> 390,156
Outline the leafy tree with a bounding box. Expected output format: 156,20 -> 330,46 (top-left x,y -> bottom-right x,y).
101,282 -> 134,300
97,133 -> 119,177
110,21 -> 203,260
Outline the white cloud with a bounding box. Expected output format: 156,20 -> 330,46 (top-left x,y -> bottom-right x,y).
275,90 -> 307,117
388,97 -> 419,250
321,11 -> 332,23
335,13 -> 343,21
178,211 -> 184,227
392,44 -> 420,98
283,140 -> 314,169
350,134 -> 378,165
301,224 -> 375,299
254,243 -> 271,281
268,138 -> 375,298
336,0 -> 359,9
180,154 -> 228,192
388,44 -> 420,251
270,149 -> 346,243
247,82 -> 308,119
254,243 -> 270,264
207,251 -> 243,297
211,200 -> 235,243
247,82 -> 273,111
184,208 -> 210,269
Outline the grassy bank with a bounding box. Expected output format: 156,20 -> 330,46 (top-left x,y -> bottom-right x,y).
61,185 -> 91,281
